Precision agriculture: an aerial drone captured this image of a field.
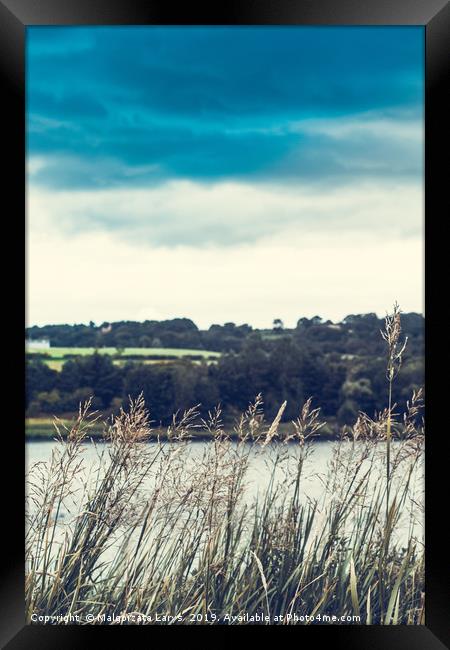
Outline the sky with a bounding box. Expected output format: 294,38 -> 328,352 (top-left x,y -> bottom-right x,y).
26,26 -> 424,329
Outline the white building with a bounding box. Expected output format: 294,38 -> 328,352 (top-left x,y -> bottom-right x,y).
26,338 -> 50,350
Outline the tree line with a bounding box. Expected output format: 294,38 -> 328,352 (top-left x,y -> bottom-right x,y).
26,318 -> 253,352
26,312 -> 424,428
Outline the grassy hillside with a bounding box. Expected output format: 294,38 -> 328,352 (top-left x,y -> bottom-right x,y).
26,417 -> 105,440
26,346 -> 221,358
26,346 -> 221,371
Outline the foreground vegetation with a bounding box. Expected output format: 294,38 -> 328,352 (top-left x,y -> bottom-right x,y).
26,307 -> 425,625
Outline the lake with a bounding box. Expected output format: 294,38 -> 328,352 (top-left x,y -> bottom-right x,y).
26,438 -> 424,545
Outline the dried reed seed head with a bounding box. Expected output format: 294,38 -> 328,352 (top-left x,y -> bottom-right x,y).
102,394 -> 154,446
291,397 -> 325,443
262,400 -> 287,447
166,404 -> 201,440
381,303 -> 409,381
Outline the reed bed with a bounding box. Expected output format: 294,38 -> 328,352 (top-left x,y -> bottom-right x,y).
25,307 -> 424,625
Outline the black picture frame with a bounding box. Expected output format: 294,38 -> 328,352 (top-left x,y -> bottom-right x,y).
2,0 -> 448,647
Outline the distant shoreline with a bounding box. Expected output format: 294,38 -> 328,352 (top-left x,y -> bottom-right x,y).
25,418 -> 341,442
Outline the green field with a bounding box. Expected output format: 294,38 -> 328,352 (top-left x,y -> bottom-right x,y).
26,346 -> 221,371
27,346 -> 221,358
26,417 -> 106,440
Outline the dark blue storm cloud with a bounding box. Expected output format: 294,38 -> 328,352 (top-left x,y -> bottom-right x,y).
27,26 -> 423,189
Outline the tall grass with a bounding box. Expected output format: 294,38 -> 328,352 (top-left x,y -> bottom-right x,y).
25,307 -> 424,625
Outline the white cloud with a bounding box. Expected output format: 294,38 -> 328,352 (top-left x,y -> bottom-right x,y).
289,113 -> 423,142
28,175 -> 423,247
27,177 -> 423,327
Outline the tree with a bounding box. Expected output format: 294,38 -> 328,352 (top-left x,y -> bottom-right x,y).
337,399 -> 359,425
26,360 -> 58,408
124,364 -> 177,424
273,318 -> 284,332
58,353 -> 123,409
341,378 -> 375,415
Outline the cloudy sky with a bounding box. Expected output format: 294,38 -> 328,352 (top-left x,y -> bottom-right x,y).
27,26 -> 424,328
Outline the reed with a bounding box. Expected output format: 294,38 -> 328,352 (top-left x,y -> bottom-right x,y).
380,302 -> 408,527
25,307 -> 424,625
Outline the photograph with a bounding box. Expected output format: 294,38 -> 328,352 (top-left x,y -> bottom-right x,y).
22,22 -> 429,629
0,0 -> 443,643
